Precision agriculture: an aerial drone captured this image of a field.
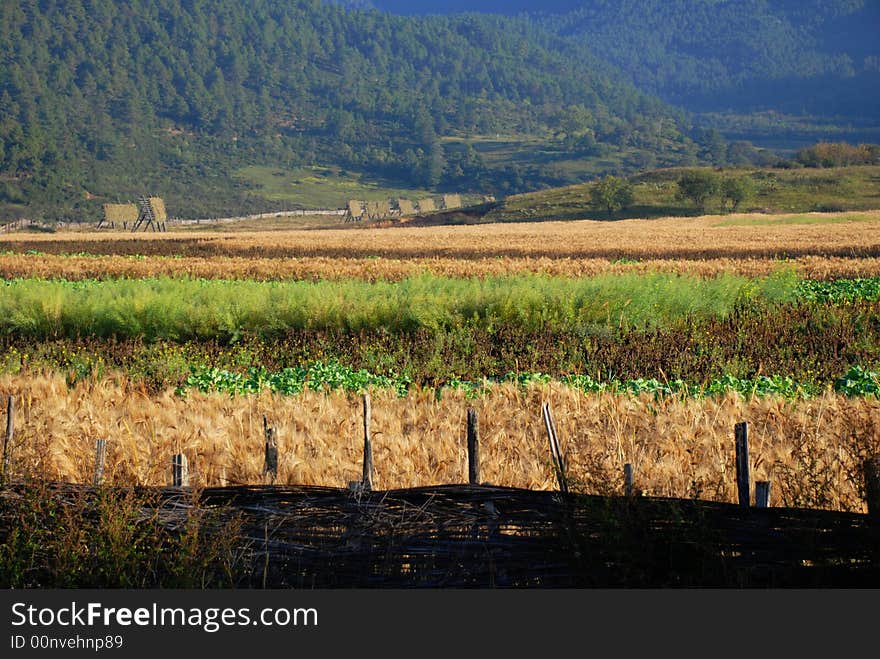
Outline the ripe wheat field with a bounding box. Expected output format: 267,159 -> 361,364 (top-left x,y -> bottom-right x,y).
2,373 -> 878,513
3,211 -> 880,280
2,211 -> 879,513
3,211 -> 879,260
1,253 -> 880,281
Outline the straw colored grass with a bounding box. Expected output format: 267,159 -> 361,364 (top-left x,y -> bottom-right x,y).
1,253 -> 880,281
3,211 -> 879,261
2,373 -> 878,513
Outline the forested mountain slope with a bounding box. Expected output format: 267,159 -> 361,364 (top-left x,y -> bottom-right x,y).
0,0 -> 693,221
367,0 -> 880,117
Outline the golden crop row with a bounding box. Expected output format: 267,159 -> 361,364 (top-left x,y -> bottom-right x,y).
2,211 -> 879,261
2,373 -> 877,512
1,253 -> 879,281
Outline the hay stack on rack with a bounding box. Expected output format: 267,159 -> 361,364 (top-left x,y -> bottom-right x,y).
345,200 -> 365,222
396,199 -> 415,216
148,197 -> 167,223
99,204 -> 138,229
366,200 -> 390,221
98,196 -> 169,232
131,195 -> 168,232
442,194 -> 462,210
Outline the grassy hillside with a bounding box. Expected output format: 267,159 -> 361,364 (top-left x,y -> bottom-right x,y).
234,166 -> 438,209
470,166 -> 880,224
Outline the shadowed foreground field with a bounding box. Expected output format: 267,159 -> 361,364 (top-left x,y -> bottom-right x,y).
2,482 -> 878,587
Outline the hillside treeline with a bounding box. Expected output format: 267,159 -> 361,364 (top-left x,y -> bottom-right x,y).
0,0 -> 694,220
365,0 -> 880,118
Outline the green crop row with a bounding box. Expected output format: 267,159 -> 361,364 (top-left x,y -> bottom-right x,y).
179,362 -> 412,397
175,362 -> 880,400
2,295 -> 878,391
794,278 -> 880,304
0,271 -> 808,342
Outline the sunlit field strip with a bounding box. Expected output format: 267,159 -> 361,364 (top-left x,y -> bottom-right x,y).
3,211 -> 880,259
2,253 -> 880,281
2,373 -> 877,513
0,273 -> 799,340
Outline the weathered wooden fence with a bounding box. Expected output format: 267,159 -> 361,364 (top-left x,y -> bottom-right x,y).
3,392 -> 880,587
2,392 -> 879,516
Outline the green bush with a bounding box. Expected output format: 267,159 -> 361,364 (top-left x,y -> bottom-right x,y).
834,366 -> 880,396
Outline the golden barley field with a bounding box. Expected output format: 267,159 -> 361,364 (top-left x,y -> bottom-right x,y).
2,374 -> 878,513
3,210 -> 879,517
2,211 -> 879,281
2,211 -> 879,262
1,253 -> 880,281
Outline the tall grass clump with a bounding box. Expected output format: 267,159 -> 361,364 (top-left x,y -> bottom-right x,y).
0,273 -> 801,342
0,482 -> 247,588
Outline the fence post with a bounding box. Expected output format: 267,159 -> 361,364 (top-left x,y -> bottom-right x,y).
172,453 -> 189,487
755,480 -> 771,508
467,408 -> 480,485
541,402 -> 568,495
864,455 -> 880,519
2,395 -> 13,482
362,394 -> 373,491
93,439 -> 107,487
263,416 -> 278,483
735,422 -> 750,508
624,463 -> 634,497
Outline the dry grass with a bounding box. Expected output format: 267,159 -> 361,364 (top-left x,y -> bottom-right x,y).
3,211 -> 879,261
2,253 -> 880,281
3,210 -> 880,281
2,373 -> 878,513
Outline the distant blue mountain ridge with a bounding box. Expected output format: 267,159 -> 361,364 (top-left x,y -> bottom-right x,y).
333,0 -> 579,12
330,0 -> 880,118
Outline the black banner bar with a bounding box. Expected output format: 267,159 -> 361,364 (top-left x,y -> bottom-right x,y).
1,590 -> 876,656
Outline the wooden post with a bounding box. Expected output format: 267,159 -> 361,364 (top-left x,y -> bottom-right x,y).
2,395 -> 13,481
624,463 -> 634,497
864,455 -> 880,519
735,422 -> 750,508
93,439 -> 107,487
362,394 -> 373,491
172,453 -> 189,487
467,408 -> 480,485
541,402 -> 568,494
263,416 -> 278,483
755,480 -> 771,508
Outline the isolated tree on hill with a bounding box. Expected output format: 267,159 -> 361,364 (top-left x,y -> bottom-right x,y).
720,176 -> 756,212
676,170 -> 720,212
698,128 -> 727,166
590,175 -> 634,218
